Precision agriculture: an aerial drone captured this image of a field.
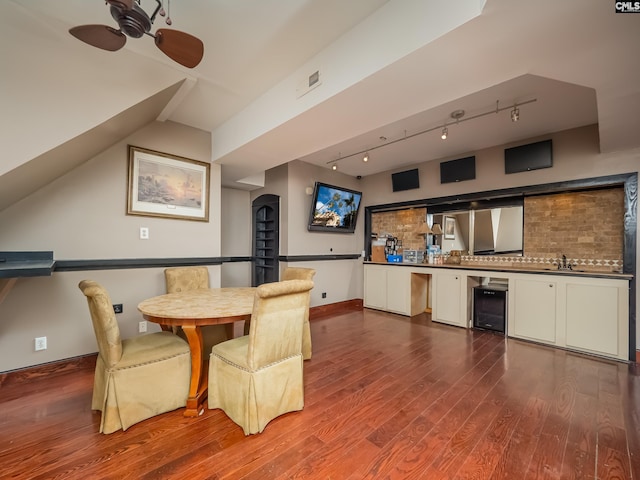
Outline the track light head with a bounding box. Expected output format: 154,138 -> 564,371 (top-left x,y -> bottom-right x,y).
325,98 -> 535,169
511,106 -> 520,122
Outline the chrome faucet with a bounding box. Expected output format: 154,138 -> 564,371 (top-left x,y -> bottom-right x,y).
558,254 -> 573,271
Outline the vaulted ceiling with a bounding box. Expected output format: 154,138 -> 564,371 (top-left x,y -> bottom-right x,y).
2,0 -> 639,211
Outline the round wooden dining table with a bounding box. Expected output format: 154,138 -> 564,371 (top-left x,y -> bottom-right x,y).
138,287 -> 256,417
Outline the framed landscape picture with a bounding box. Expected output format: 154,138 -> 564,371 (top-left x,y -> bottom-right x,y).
127,146 -> 210,222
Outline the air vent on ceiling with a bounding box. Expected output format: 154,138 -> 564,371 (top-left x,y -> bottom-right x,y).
296,68 -> 322,98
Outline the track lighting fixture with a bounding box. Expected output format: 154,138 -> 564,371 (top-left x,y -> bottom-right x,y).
511,106 -> 520,122
325,98 -> 536,170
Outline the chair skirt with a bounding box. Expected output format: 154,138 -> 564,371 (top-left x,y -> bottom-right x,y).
91,331 -> 191,434
208,337 -> 304,435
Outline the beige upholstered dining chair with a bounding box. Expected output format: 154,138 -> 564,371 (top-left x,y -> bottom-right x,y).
282,267 -> 316,359
242,267 -> 316,359
208,279 -> 314,435
164,266 -> 228,352
79,280 -> 191,434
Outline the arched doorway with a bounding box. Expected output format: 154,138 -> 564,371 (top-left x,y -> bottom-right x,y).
252,194 -> 279,286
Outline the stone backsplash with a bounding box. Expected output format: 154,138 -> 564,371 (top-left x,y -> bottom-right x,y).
371,207 -> 427,251
523,188 -> 624,261
370,187 -> 625,272
459,254 -> 622,273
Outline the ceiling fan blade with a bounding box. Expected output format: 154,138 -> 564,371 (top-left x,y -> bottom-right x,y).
154,29 -> 204,68
69,25 -> 126,51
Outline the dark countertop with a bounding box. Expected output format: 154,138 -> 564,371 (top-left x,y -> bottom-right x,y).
0,251 -> 55,278
363,261 -> 633,281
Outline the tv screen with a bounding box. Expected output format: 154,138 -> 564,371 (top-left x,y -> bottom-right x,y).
307,182 -> 362,233
440,156 -> 476,183
505,139 -> 553,174
392,168 -> 420,192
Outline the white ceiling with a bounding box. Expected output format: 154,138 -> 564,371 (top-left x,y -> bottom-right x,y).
5,0 -> 640,194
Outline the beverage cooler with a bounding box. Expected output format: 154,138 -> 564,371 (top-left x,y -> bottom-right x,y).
473,285 -> 507,334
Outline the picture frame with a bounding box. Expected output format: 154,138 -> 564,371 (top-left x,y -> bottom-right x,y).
444,216 -> 455,239
127,146 -> 210,222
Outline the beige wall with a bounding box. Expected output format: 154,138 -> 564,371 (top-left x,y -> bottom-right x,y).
361,125 -> 637,206
0,121 -> 220,372
2,123 -> 639,372
0,121 -> 219,258
250,160 -> 365,307
220,187 -> 251,287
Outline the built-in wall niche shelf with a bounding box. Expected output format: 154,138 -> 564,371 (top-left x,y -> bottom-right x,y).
0,251 -> 55,305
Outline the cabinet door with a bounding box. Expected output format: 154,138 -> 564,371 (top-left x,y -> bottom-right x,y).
385,267 -> 410,315
434,272 -> 463,326
512,278 -> 556,343
364,266 -> 387,310
565,283 -> 619,356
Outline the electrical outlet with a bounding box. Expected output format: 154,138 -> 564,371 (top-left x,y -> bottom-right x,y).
139,227 -> 149,240
322,292 -> 327,299
35,336 -> 47,351
113,304 -> 123,314
138,321 -> 147,333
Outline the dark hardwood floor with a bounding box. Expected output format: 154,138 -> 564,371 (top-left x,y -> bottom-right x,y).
1,308 -> 639,479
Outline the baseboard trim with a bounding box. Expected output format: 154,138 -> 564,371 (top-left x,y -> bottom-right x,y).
0,353 -> 97,386
636,350 -> 640,364
310,299 -> 363,320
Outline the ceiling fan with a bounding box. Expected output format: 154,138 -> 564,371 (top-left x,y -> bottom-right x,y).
69,0 -> 204,68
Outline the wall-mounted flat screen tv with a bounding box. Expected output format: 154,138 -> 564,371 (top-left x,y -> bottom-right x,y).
392,168 -> 420,192
307,182 -> 362,233
440,156 -> 476,183
504,139 -> 553,174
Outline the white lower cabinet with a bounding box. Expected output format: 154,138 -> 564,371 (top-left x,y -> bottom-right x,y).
509,275 -> 629,361
364,265 -> 410,315
433,271 -> 465,327
565,281 -> 625,358
363,264 -> 630,361
512,278 -> 557,344
363,265 -> 387,311
385,267 -> 411,314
